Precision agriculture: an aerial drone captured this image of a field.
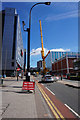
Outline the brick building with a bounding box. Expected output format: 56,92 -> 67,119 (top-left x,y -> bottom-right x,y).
45,51 -> 74,71
73,58 -> 80,75
52,54 -> 78,76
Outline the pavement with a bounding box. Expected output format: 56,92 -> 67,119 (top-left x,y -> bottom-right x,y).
0,76 -> 79,120
57,78 -> 80,88
0,76 -> 53,119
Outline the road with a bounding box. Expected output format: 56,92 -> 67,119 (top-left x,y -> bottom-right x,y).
35,75 -> 80,118
1,76 -> 80,119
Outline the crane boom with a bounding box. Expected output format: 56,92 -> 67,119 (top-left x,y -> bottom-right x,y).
39,20 -> 45,71
39,20 -> 44,59
39,20 -> 50,75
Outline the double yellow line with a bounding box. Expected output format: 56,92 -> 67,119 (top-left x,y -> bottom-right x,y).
36,82 -> 65,120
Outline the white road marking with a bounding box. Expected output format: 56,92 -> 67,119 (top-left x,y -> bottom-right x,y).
65,104 -> 80,118
46,87 -> 55,95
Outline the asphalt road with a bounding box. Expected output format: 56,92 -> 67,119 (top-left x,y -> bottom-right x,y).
36,76 -> 80,117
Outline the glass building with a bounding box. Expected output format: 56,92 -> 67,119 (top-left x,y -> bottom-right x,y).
1,8 -> 24,76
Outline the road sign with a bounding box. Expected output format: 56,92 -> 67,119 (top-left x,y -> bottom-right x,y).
22,81 -> 35,93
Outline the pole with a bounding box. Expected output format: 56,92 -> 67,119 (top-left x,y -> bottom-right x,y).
17,71 -> 18,81
26,28 -> 30,81
26,2 -> 51,82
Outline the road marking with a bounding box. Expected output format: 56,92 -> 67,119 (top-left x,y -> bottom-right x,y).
39,85 -> 65,120
36,82 -> 65,120
65,104 -> 80,118
38,85 -> 60,120
46,87 -> 55,95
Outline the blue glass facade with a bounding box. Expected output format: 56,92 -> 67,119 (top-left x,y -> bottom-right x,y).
2,8 -> 24,76
45,53 -> 51,70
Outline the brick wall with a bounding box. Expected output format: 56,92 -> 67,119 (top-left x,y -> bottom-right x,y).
52,57 -> 77,75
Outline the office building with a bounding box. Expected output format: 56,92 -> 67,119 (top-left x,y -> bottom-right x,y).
24,49 -> 26,72
37,60 -> 42,70
52,53 -> 79,76
2,8 -> 24,76
45,51 -> 69,70
45,51 -> 79,71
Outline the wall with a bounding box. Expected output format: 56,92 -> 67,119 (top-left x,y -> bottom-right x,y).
52,56 -> 77,75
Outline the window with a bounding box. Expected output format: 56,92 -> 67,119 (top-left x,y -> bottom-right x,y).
12,62 -> 14,67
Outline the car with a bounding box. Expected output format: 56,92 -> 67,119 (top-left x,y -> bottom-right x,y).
42,75 -> 54,82
53,76 -> 59,81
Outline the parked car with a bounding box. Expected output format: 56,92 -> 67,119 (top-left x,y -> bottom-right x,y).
41,75 -> 54,82
53,76 -> 59,81
67,73 -> 80,80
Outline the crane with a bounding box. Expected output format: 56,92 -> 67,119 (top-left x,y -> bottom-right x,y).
39,20 -> 50,76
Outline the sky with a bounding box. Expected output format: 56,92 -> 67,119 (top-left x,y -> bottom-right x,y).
2,2 -> 79,67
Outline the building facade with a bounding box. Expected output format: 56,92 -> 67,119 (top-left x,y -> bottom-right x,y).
45,51 -> 79,75
2,8 -> 24,76
52,54 -> 79,76
37,60 -> 42,70
45,51 -> 69,70
73,58 -> 80,75
24,49 -> 26,73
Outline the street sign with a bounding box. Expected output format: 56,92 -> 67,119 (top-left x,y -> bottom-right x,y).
22,81 -> 35,93
17,68 -> 20,71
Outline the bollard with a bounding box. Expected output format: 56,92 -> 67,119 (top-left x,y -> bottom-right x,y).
61,76 -> 62,80
1,79 -> 3,84
17,75 -> 18,81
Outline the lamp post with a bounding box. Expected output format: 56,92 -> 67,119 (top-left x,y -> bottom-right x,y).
22,2 -> 51,82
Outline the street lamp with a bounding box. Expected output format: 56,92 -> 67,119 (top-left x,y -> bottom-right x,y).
22,2 -> 51,82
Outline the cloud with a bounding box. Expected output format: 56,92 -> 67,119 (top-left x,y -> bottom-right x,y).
30,47 -> 70,56
30,48 -> 42,56
45,10 -> 79,21
50,48 -> 70,52
30,47 -> 49,56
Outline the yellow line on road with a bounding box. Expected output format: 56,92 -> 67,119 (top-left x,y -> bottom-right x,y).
36,82 -> 65,120
38,85 -> 60,119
